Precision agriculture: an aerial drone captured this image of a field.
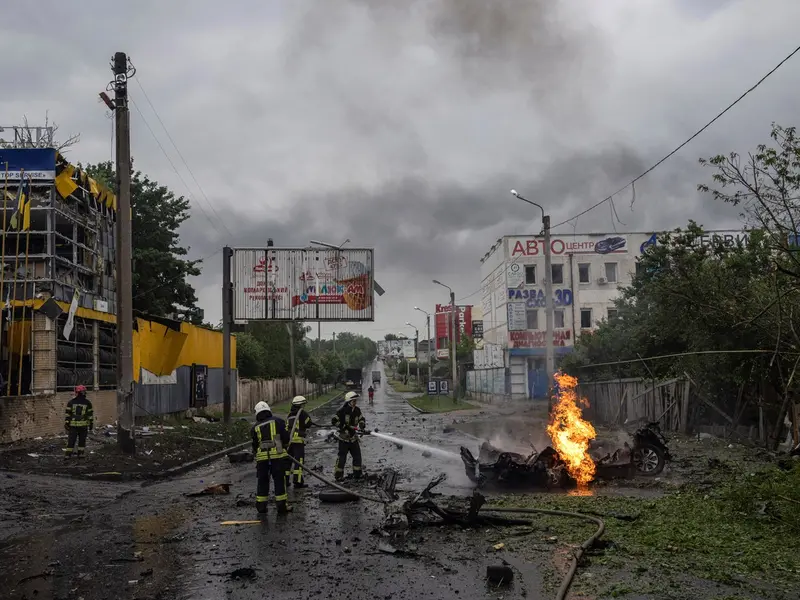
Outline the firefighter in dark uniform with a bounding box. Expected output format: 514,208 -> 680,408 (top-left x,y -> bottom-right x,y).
251,401 -> 292,514
64,384 -> 94,458
286,395 -> 318,488
332,391 -> 366,481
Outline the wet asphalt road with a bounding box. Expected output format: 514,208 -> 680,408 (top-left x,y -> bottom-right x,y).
0,362 -> 537,600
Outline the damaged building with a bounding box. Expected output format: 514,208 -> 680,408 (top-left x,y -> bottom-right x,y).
0,142 -> 235,443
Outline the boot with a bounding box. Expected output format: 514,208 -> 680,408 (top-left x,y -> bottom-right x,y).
256,502 -> 267,514
276,502 -> 293,515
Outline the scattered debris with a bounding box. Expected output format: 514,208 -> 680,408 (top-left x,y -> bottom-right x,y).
220,520 -> 261,526
186,483 -> 231,497
228,451 -> 252,463
188,436 -> 224,444
421,450 -> 432,458
382,475 -> 531,531
111,553 -> 143,563
27,453 -> 39,458
492,543 -> 505,551
17,570 -> 54,585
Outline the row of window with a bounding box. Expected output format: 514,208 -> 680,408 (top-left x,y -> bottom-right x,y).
525,306 -> 618,330
524,262 -> 619,285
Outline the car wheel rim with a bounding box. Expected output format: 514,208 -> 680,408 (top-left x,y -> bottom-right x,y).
636,448 -> 659,472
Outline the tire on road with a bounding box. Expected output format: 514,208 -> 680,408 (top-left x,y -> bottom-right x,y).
318,489 -> 361,503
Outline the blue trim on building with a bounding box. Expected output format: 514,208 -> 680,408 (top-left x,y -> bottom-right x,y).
509,347 -> 573,357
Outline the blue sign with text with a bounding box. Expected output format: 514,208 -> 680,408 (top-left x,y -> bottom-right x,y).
508,288 -> 573,308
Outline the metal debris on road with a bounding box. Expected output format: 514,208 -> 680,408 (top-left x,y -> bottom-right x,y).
486,564 -> 514,585
220,520 -> 261,526
186,483 -> 231,497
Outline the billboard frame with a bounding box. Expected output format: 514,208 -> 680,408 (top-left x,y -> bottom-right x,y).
230,246 -> 376,323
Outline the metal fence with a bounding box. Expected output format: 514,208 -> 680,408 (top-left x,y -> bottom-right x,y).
577,377 -> 692,433
466,368 -> 509,403
134,366 -> 236,417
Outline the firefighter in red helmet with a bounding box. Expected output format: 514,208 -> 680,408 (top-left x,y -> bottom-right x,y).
64,385 -> 94,458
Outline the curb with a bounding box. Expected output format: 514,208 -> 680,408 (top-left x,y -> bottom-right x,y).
142,390 -> 346,484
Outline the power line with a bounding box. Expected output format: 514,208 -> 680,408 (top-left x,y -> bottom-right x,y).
552,43 -> 800,230
129,95 -> 229,238
133,77 -> 234,239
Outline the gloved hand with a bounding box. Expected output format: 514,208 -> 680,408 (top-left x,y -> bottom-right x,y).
64,424 -> 70,432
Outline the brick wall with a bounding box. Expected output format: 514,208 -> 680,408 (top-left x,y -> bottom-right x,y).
0,390 -> 117,444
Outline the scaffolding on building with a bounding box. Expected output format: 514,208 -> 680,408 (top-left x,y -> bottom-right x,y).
1,142 -> 118,396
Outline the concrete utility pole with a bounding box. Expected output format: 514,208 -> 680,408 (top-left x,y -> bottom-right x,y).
332,331 -> 336,355
287,323 -> 297,397
222,246 -> 232,424
511,190 -> 555,391
414,306 -> 432,382
112,52 -> 135,454
405,322 -> 419,382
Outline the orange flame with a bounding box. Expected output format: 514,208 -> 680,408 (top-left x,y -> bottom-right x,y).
547,372 -> 596,486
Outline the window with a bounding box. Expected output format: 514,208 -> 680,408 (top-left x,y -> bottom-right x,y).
554,309 -> 565,328
607,308 -> 618,320
526,308 -> 539,330
604,262 -> 618,283
525,265 -> 536,285
551,263 -> 564,284
580,308 -> 592,329
578,263 -> 590,283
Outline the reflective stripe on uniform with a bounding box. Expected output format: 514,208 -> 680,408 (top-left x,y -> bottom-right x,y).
256,495 -> 269,503
275,493 -> 288,502
255,420 -> 287,461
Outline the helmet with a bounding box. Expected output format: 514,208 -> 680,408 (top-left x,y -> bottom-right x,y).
254,401 -> 271,417
292,395 -> 307,406
345,391 -> 359,402
75,384 -> 87,394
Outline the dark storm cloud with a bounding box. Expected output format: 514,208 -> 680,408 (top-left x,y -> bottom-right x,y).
2,0 -> 798,333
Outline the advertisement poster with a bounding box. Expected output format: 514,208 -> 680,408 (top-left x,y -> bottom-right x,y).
232,248 -> 374,322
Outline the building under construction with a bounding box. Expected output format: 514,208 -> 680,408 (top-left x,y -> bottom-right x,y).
0,145 -> 118,400
0,137 -> 235,444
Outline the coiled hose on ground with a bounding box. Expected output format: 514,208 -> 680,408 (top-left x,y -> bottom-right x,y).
287,455 -> 605,600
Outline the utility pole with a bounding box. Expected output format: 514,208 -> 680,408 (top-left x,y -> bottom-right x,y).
426,313 -> 432,382
222,246 -> 232,424
112,52 -> 135,454
450,291 -> 457,400
542,214 -> 555,388
287,323 -> 297,396
511,190 -> 555,393
332,332 -> 336,355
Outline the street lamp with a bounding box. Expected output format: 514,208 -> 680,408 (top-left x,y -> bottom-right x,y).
432,279 -> 458,399
510,189 -> 554,393
414,306 -> 433,382
405,322 -> 419,384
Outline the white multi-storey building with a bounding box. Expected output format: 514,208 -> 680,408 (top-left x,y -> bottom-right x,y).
477,230 -> 749,399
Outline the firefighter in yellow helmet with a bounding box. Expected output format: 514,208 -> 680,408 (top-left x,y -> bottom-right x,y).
251,401 -> 292,514
332,391 -> 366,480
286,395 -> 320,488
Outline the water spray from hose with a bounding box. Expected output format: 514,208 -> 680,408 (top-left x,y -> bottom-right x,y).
369,430 -> 461,461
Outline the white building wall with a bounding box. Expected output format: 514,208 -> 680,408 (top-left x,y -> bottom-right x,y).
477,230 -> 750,399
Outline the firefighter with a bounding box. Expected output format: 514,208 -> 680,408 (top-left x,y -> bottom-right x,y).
286,395 -> 319,488
251,401 -> 292,514
332,391 -> 366,481
64,384 -> 94,458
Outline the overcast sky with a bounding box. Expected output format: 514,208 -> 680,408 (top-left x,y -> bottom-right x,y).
3,0 -> 799,340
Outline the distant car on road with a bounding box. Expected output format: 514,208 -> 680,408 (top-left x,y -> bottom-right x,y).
371,370 -> 381,386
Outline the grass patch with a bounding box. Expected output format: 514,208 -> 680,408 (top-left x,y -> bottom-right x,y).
389,378 -> 423,393
489,463 -> 800,599
407,394 -> 475,413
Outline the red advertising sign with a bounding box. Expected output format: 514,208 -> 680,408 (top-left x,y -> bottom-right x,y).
434,304 -> 473,351
509,329 -> 572,348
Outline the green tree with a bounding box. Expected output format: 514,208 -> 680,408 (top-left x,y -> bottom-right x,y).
384,333 -> 399,341
236,332 -> 267,379
85,161 -> 202,322
301,355 -> 324,385
321,351 -> 344,384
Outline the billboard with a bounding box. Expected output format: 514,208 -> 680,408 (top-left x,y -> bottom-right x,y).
401,339 -> 415,359
507,234 -> 628,257
232,248 -> 374,322
0,148 -> 56,180
434,304 -> 473,353
377,339 -> 403,357
638,230 -> 751,254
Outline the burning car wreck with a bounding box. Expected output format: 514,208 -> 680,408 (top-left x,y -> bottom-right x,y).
460,421 -> 671,489
461,372 -> 672,490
